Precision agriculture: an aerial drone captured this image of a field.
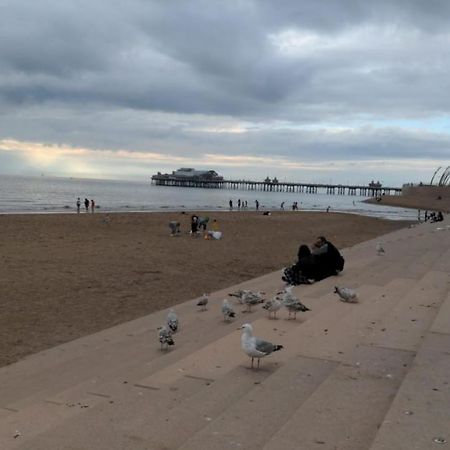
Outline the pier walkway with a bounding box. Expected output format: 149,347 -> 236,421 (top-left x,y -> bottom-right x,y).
151,175 -> 401,196
0,218 -> 449,449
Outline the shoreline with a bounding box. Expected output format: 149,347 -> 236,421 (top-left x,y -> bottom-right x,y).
0,211 -> 413,367
0,205 -> 416,221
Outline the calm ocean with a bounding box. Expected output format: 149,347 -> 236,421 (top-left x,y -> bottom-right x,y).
0,174 -> 416,220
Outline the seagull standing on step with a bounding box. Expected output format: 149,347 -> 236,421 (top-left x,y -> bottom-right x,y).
197,293 -> 209,311
240,323 -> 283,369
166,309 -> 179,333
262,296 -> 282,319
221,298 -> 236,321
158,326 -> 174,351
334,286 -> 358,303
376,242 -> 385,255
242,291 -> 265,312
278,286 -> 311,319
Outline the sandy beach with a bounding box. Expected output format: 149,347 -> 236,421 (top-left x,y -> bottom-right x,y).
365,193 -> 450,213
0,211 -> 411,367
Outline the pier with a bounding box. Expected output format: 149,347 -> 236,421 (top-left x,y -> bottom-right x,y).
151,175 -> 401,196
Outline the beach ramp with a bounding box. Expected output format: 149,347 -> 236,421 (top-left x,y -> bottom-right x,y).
0,219 -> 449,449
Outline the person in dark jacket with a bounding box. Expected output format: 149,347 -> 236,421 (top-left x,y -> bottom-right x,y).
311,236 -> 345,280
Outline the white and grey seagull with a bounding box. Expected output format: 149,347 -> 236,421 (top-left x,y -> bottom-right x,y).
240,323 -> 283,369
334,286 -> 359,303
241,291 -> 265,312
166,308 -> 179,333
197,293 -> 209,311
262,296 -> 282,319
278,286 -> 311,319
221,298 -> 236,321
158,326 -> 174,351
376,242 -> 385,255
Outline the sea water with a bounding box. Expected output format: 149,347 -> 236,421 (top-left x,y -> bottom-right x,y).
0,174 -> 417,220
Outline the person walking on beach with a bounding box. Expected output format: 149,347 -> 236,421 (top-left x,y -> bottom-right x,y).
91,199 -> 95,213
280,202 -> 285,210
84,198 -> 89,212
238,199 -> 241,209
229,199 -> 233,210
76,197 -> 81,213
255,199 -> 259,211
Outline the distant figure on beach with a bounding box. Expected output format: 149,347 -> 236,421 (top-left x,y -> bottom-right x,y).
76,197 -> 81,213
191,215 -> 199,236
255,200 -> 259,211
169,221 -> 181,236
280,202 -> 285,210
198,216 -> 209,231
84,198 -> 89,212
238,199 -> 241,209
326,206 -> 330,213
229,199 -> 233,210
207,219 -> 222,240
91,199 -> 95,213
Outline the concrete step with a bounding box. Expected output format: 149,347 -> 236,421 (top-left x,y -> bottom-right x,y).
175,356 -> 338,450
368,332 -> 450,450
0,274 -> 288,408
3,284 -> 383,448
8,374 -> 212,450
284,279 -> 416,362
262,345 -> 415,450
363,270 -> 449,352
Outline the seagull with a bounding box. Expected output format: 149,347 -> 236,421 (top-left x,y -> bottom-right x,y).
166,309 -> 179,333
158,326 -> 174,351
278,286 -> 310,319
240,323 -> 283,369
334,286 -> 358,303
197,293 -> 209,311
228,289 -> 251,304
376,242 -> 385,255
229,289 -> 266,305
262,296 -> 282,319
221,298 -> 236,321
241,291 -> 265,312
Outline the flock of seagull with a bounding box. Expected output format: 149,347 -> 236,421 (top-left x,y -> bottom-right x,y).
158,241 -> 386,367
157,283 -> 360,367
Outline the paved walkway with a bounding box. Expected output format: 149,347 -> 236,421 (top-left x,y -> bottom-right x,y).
1,218 -> 449,449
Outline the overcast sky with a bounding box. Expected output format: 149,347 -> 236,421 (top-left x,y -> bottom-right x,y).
1,0 -> 449,185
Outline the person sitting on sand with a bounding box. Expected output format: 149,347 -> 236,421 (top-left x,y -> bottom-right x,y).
169,221 -> 181,236
311,236 -> 345,280
206,219 -> 222,240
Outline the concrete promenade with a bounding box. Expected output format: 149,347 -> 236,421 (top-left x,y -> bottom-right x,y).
0,218 -> 449,449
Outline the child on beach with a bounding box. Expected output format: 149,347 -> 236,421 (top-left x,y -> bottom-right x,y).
190,215 -> 199,236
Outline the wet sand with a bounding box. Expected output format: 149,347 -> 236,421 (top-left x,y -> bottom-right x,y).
0,211 -> 411,367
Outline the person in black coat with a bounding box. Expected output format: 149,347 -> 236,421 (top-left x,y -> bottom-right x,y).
311,236 -> 345,280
